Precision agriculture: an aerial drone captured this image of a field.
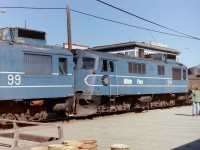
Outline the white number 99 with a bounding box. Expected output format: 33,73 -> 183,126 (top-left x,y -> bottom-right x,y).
8,74 -> 21,85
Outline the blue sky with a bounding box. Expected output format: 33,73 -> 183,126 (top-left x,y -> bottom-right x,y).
0,0 -> 199,67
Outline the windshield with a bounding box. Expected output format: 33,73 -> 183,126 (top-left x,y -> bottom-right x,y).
82,57 -> 95,69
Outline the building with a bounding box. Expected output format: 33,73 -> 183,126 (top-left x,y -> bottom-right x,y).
63,43 -> 90,50
189,65 -> 200,76
92,41 -> 180,63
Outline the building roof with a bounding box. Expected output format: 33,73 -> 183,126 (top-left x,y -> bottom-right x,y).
92,41 -> 180,55
63,43 -> 90,50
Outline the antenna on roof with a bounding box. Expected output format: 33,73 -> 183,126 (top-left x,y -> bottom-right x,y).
148,31 -> 157,42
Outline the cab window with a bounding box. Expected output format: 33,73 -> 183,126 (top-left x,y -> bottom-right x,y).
109,61 -> 114,72
82,57 -> 95,69
59,58 -> 67,75
102,60 -> 108,71
101,59 -> 115,72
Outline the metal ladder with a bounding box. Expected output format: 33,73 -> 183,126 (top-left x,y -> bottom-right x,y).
110,97 -> 116,112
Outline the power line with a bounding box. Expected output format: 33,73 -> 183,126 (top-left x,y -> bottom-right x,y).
70,9 -> 195,40
96,0 -> 200,40
0,6 -> 65,10
0,6 -> 199,40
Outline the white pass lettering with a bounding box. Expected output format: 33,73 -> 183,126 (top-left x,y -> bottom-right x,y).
124,78 -> 132,85
137,79 -> 143,85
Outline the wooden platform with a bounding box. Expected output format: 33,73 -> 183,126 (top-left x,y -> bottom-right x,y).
1,106 -> 200,150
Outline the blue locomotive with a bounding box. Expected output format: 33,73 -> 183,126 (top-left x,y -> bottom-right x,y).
0,27 -> 74,121
72,49 -> 189,115
0,27 -> 190,121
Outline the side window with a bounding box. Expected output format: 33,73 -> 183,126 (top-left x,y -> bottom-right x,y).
102,60 -> 108,72
128,62 -> 146,74
59,58 -> 67,75
138,64 -> 143,74
109,61 -> 114,72
128,63 -> 133,73
158,65 -> 165,75
173,68 -> 181,80
142,64 -> 146,74
133,63 -> 137,73
82,57 -> 95,69
183,70 -> 187,80
101,60 -> 115,72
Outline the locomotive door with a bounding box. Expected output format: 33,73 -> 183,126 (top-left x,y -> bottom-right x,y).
101,59 -> 117,96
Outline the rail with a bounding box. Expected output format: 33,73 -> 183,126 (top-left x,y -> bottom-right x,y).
0,119 -> 64,150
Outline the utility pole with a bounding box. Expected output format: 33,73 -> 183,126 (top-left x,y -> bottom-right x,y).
66,5 -> 72,51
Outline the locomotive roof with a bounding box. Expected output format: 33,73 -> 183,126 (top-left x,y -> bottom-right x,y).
73,49 -> 186,68
92,41 -> 180,55
75,49 -> 162,61
0,40 -> 72,55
